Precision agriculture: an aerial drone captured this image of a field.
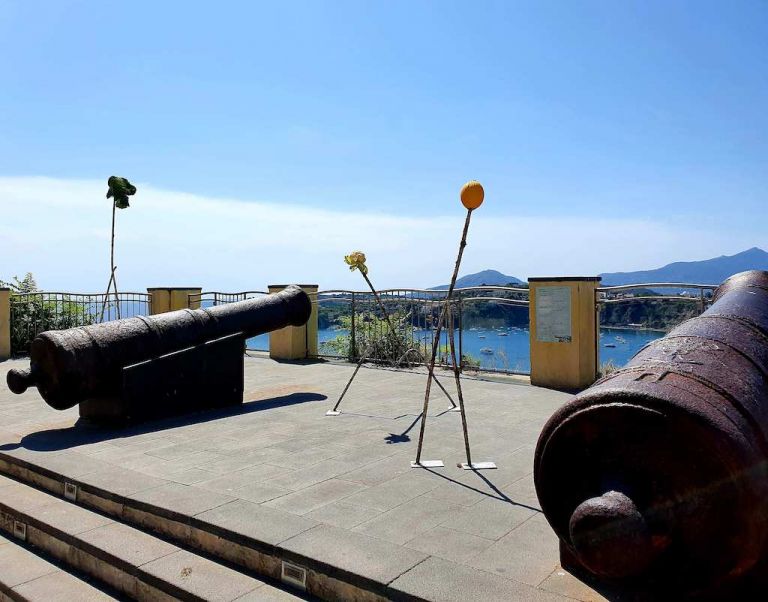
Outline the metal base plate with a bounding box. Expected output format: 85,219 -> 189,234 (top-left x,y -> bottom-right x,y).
411,460 -> 445,468
325,410 -> 341,416
460,461 -> 497,470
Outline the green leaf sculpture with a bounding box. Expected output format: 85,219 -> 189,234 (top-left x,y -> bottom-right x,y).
106,176 -> 137,209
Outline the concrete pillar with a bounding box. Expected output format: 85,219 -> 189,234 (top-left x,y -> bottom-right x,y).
169,288 -> 202,311
528,277 -> 601,391
147,287 -> 202,315
0,288 -> 10,361
147,288 -> 170,315
267,284 -> 318,360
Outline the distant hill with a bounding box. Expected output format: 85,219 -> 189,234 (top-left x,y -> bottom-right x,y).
600,247 -> 768,286
430,269 -> 523,290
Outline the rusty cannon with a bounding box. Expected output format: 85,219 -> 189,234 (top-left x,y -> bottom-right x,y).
7,285 -> 311,422
534,270 -> 768,594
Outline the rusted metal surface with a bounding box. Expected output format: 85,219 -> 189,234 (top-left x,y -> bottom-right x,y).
7,285 -> 311,411
535,270 -> 768,593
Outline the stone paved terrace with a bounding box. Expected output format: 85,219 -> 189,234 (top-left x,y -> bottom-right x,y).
0,355 -> 608,601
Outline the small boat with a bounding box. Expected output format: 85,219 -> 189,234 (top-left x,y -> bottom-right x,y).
478,335 -> 486,339
498,332 -> 508,337
604,343 -> 616,348
480,348 -> 494,354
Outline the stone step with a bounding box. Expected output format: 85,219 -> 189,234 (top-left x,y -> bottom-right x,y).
0,531 -> 119,602
0,474 -> 306,601
0,449 -> 414,601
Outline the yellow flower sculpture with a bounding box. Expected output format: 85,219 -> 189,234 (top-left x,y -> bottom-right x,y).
344,251 -> 368,275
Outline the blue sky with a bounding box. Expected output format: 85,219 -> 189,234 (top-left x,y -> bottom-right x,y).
1,1 -> 766,290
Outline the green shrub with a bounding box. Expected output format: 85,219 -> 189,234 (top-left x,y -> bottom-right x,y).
321,311 -> 426,365
2,273 -> 94,356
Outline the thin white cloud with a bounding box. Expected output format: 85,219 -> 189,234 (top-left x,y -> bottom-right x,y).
0,176 -> 760,292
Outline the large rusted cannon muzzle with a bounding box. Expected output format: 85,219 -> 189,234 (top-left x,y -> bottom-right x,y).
7,285 -> 311,412
534,270 -> 768,591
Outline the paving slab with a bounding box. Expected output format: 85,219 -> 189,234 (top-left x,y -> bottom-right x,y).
390,554 -> 566,602
0,483 -> 60,512
467,514 -> 560,586
539,568 -> 610,602
194,500 -> 318,546
281,524 -> 429,587
25,499 -> 114,536
0,539 -> 59,588
439,491 -> 539,541
263,479 -> 366,515
140,549 -> 263,601
77,522 -> 179,567
305,501 -> 383,530
403,526 -> 495,564
340,471 -> 442,512
234,585 -> 310,600
128,482 -> 236,517
0,449 -> 109,479
76,466 -> 170,497
353,496 -> 464,545
11,569 -> 117,602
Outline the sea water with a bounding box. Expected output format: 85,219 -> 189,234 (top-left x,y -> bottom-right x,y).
246,326 -> 662,374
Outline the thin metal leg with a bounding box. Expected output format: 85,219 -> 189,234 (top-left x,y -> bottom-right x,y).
414,209 -> 473,466
397,347 -> 457,409
327,342 -> 375,415
448,314 -> 497,470
447,307 -> 473,465
413,308 -> 444,465
431,373 -> 458,409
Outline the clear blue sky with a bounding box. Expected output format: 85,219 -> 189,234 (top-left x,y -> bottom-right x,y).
1,1 -> 767,289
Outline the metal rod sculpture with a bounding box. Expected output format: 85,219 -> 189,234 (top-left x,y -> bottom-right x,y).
412,181 -> 495,469
327,252 -> 457,416
100,176 -> 137,322
535,270 -> 768,594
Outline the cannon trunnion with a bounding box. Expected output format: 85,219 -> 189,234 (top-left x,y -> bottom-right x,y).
7,285 -> 312,423
534,270 -> 768,594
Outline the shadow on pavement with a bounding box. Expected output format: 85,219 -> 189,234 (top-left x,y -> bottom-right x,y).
0,391 -> 327,453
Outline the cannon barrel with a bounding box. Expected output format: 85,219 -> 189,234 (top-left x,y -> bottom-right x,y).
7,285 -> 311,410
534,270 -> 768,590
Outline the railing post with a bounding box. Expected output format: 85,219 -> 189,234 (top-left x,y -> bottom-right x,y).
0,288 -> 10,361
528,276 -> 601,391
267,284 -> 318,360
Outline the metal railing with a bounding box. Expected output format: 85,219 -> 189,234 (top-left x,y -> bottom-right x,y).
9,291 -> 151,357
596,283 -> 717,321
316,286 -> 530,374
594,282 -> 719,370
189,291 -> 270,351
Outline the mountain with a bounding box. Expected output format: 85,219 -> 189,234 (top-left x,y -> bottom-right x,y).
430,269 -> 523,290
600,247 -> 768,286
